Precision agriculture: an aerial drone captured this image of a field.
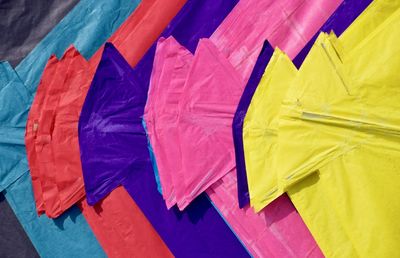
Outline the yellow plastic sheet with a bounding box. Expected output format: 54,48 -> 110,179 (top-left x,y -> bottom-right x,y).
244,0 -> 400,211
275,3 -> 400,192
244,1 -> 400,256
243,49 -> 297,212
284,16 -> 400,256
340,0 -> 400,52
244,0 -> 400,210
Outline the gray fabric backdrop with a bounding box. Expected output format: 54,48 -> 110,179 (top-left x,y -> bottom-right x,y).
0,0 -> 79,67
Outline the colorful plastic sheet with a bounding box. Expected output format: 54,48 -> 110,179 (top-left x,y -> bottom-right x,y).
177,39 -> 245,209
168,0 -> 342,210
255,28 -> 399,257
0,61 -> 106,258
79,43 -> 250,257
2,0 -> 395,256
138,0 -> 240,199
1,0 -> 142,256
145,37 -> 195,207
25,0 -> 237,215
26,53 -> 73,217
143,1 -> 348,256
79,186 -> 173,258
23,3 -> 214,256
234,0 -> 373,208
143,0 -> 239,207
25,47 -> 173,257
22,0 -> 196,255
286,30 -> 400,257
147,37 -> 323,257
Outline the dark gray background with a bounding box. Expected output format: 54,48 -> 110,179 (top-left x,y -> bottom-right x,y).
0,0 -> 79,67
0,0 -> 79,257
0,193 -> 39,258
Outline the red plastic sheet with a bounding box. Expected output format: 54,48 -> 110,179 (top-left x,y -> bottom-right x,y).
99,0 -> 187,68
79,187 -> 173,258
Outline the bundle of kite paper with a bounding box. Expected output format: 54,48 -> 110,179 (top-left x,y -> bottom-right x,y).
0,0 -> 398,257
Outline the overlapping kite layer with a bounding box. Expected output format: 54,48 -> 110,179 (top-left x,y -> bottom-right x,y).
0,0 -> 398,257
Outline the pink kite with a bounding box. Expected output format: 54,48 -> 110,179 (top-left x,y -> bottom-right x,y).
145,37 -> 324,257
145,2 -> 342,257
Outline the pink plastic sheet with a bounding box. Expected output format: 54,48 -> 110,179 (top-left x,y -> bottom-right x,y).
177,39 -> 245,208
145,37 -> 194,208
211,0 -> 342,82
147,37 -> 324,257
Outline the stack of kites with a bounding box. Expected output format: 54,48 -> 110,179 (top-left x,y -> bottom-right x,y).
0,0 -> 399,257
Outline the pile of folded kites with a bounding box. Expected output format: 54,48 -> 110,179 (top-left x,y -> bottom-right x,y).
0,0 -> 399,257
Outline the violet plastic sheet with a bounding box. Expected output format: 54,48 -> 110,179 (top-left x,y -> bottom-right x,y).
79,43 -> 249,257
233,0 -> 374,207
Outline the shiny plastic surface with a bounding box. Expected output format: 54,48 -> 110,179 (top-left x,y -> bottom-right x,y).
79,43 -> 250,258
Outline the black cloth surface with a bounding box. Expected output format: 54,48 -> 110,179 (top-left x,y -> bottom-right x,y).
0,192 -> 39,258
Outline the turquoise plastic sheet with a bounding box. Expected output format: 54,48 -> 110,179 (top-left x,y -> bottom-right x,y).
16,0 -> 141,95
0,62 -> 105,258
